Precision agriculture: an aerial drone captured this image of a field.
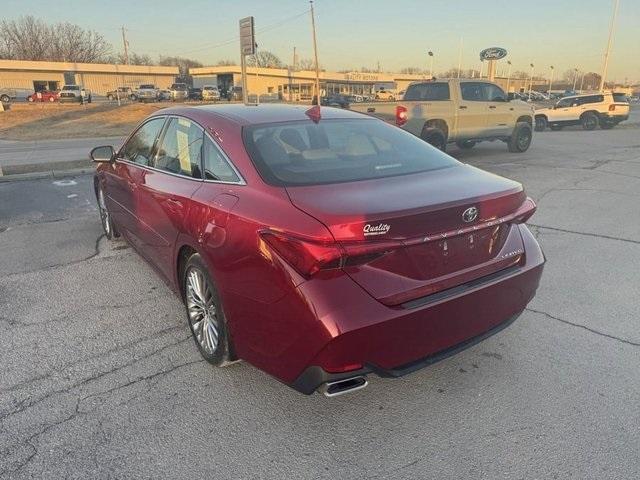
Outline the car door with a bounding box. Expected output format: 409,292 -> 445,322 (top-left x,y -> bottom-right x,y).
484,84 -> 513,136
136,116 -> 205,281
554,97 -> 579,121
457,82 -> 490,139
105,117 -> 166,244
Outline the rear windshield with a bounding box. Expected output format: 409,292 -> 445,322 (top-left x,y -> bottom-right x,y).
613,93 -> 629,103
243,119 -> 458,186
404,82 -> 451,101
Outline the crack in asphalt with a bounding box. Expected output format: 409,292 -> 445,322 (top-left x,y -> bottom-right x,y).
0,335 -> 192,422
526,308 -> 640,347
529,224 -> 640,245
0,359 -> 203,476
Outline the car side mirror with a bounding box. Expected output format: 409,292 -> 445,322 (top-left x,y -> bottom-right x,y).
90,145 -> 115,163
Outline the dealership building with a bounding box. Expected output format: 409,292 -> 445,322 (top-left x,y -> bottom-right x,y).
190,65 -> 434,100
0,59 -> 179,95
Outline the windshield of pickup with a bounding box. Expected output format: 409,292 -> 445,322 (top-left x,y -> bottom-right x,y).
139,85 -> 155,89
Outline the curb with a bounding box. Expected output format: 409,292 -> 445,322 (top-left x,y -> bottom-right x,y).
0,167 -> 94,182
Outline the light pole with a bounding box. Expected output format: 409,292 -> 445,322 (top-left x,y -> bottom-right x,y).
479,60 -> 484,78
572,68 -> 579,91
506,60 -> 512,93
528,63 -> 534,100
548,65 -> 554,97
428,51 -> 434,78
600,0 -> 620,91
457,37 -> 463,79
579,71 -> 586,92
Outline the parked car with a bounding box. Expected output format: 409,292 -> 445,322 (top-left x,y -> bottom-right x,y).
170,83 -> 189,101
59,84 -> 92,103
227,86 -> 243,101
321,94 -> 350,108
188,87 -> 203,101
350,79 -> 534,152
159,89 -> 172,101
135,84 -> 160,102
534,92 -> 630,131
90,104 -> 544,396
107,87 -> 135,101
374,89 -> 396,101
27,90 -> 59,103
202,85 -> 221,102
0,87 -> 31,103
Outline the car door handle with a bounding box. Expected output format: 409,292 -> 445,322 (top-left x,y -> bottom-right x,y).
459,105 -> 467,109
489,105 -> 496,109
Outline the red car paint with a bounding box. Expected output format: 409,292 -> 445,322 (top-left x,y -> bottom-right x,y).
28,90 -> 59,102
94,104 -> 544,394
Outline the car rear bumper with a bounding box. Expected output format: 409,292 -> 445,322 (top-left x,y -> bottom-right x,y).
286,224 -> 545,394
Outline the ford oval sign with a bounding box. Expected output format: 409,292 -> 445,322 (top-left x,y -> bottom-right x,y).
480,47 -> 507,61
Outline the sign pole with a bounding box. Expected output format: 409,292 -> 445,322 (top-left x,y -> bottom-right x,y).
600,0 -> 619,91
310,1 -> 321,104
239,16 -> 255,105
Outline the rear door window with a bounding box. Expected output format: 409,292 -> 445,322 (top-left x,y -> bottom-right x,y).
613,93 -> 629,103
461,82 -> 492,101
121,117 -> 166,166
153,117 -> 203,178
404,83 -> 450,101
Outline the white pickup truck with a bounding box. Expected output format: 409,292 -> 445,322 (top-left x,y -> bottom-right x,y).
350,79 -> 535,153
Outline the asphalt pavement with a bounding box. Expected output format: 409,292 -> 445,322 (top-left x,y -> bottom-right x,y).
0,123 -> 639,479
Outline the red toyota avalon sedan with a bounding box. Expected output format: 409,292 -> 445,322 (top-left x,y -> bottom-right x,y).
91,104 -> 544,396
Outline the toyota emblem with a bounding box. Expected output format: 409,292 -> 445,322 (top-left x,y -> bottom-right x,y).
462,206 -> 479,223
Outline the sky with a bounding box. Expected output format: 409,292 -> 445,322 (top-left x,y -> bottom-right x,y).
4,0 -> 640,83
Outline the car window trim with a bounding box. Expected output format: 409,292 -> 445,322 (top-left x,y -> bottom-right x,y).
115,114 -> 246,186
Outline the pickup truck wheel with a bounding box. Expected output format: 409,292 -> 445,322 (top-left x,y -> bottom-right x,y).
581,112 -> 598,130
423,129 -> 447,152
508,122 -> 532,153
534,116 -> 547,131
0,94 -> 9,103
107,94 -> 114,101
455,140 -> 476,149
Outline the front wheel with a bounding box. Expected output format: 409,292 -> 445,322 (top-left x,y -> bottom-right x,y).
534,116 -> 547,132
183,254 -> 233,366
508,122 -> 532,153
0,94 -> 9,103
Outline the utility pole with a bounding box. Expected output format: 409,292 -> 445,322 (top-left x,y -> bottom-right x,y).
428,51 -> 434,78
580,71 -> 586,92
121,26 -> 129,65
600,0 -> 619,91
548,65 -> 554,97
309,1 -> 321,104
528,63 -> 534,100
506,60 -> 512,93
573,68 -> 579,91
457,37 -> 463,78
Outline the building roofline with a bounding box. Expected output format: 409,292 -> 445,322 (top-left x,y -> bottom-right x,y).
0,59 -> 179,75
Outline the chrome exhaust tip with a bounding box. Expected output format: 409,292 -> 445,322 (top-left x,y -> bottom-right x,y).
320,376 -> 368,397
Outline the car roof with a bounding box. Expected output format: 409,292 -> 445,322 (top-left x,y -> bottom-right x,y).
156,104 -> 370,126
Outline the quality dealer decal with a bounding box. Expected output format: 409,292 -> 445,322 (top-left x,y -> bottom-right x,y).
363,223 -> 391,236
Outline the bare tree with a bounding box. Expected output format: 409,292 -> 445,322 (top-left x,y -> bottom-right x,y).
400,67 -> 425,75
0,16 -> 111,62
246,51 -> 283,68
216,59 -> 235,66
297,58 -> 315,70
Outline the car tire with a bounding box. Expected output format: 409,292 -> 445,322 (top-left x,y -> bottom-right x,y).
422,128 -> 447,152
107,95 -> 114,101
28,96 -> 34,103
534,116 -> 547,132
581,112 -> 598,130
0,94 -> 9,103
456,140 -> 476,149
130,94 -> 137,101
97,187 -> 118,240
183,253 -> 233,366
508,122 -> 532,153
87,95 -> 92,104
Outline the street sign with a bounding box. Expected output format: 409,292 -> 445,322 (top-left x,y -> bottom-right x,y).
239,16 -> 255,56
480,47 -> 507,61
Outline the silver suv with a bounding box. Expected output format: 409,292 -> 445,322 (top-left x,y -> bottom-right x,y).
59,85 -> 92,103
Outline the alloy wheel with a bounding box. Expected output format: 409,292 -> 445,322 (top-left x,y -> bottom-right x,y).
186,267 -> 220,354
98,188 -> 111,236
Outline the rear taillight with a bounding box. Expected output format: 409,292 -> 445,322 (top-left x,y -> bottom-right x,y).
260,230 -> 402,277
609,104 -> 616,111
513,197 -> 537,224
396,105 -> 408,126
